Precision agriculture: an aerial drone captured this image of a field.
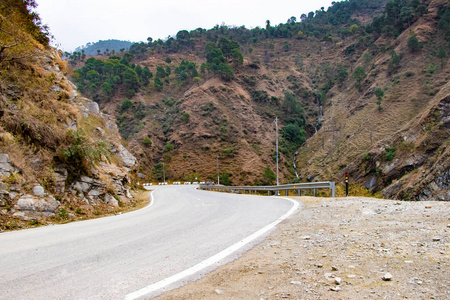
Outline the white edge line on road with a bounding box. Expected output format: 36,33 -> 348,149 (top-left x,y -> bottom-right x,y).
125,196 -> 299,300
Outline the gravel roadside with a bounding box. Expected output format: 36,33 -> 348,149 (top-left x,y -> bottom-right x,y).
158,196 -> 450,299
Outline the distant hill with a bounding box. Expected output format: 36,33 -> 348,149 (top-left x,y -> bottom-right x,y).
74,39 -> 133,56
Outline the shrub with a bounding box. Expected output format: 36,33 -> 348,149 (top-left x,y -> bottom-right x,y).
59,209 -> 69,219
353,66 -> 366,91
407,34 -> 421,53
121,98 -> 132,111
220,172 -> 232,186
384,146 -> 396,161
164,141 -> 174,152
261,167 -> 276,185
182,112 -> 190,123
362,152 -> 372,161
58,130 -> 111,174
250,90 -> 269,102
426,64 -> 438,74
222,147 -> 234,156
163,98 -> 174,107
374,88 -> 384,100
143,136 -> 152,146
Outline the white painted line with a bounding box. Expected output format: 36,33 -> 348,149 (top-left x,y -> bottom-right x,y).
125,197 -> 299,300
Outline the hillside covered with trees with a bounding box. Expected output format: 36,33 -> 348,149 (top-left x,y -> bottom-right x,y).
70,0 -> 450,201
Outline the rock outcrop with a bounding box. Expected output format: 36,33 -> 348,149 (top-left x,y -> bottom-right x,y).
0,154 -> 18,177
13,195 -> 60,221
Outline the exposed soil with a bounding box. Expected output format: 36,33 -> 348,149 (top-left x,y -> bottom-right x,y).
158,196 -> 450,299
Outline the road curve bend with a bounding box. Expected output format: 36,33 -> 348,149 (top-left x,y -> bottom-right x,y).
0,185 -> 299,299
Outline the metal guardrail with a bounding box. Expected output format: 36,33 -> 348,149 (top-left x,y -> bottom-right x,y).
199,182 -> 335,197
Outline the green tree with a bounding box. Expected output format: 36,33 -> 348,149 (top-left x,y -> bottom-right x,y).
219,172 -> 231,186
154,76 -> 163,91
282,124 -> 306,145
122,68 -> 140,94
143,136 -> 152,147
261,167 -> 276,185
134,65 -> 142,77
374,88 -> 384,100
121,98 -> 132,111
374,88 -> 385,110
407,34 -> 421,53
350,24 -> 359,34
181,112 -> 190,123
141,67 -> 153,85
205,42 -> 235,80
153,163 -> 164,181
388,50 -> 401,74
86,70 -> 100,84
156,66 -> 167,78
101,82 -> 114,99
437,47 -> 447,68
284,41 -> 290,52
178,70 -> 188,82
164,141 -> 174,152
337,66 -> 348,84
218,63 -> 234,81
230,48 -> 243,66
282,92 -> 303,115
353,66 -> 366,91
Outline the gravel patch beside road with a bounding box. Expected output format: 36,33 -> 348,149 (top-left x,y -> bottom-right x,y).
158,196 -> 450,299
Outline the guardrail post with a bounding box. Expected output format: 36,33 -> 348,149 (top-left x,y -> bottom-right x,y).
330,182 -> 335,197
314,189 -> 316,196
297,189 -> 301,196
268,191 -> 270,196
285,190 -> 288,196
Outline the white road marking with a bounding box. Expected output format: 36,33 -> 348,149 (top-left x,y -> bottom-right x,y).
125,197 -> 299,300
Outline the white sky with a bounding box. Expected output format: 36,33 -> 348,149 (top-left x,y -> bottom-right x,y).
35,0 -> 335,52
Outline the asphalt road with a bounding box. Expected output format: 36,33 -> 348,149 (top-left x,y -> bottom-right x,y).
0,185 -> 297,299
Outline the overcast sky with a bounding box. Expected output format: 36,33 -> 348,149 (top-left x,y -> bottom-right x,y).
35,0 -> 335,52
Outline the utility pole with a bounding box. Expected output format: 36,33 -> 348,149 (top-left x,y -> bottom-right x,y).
163,162 -> 165,183
275,117 -> 279,187
216,154 -> 220,185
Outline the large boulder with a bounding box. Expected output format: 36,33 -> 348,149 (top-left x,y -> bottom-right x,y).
13,194 -> 60,221
104,193 -> 119,207
32,185 -> 45,196
70,175 -> 107,205
117,145 -> 137,169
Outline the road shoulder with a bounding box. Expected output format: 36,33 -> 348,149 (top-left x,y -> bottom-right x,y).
158,196 -> 450,299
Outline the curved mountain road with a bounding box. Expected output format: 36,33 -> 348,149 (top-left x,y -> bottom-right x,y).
0,185 -> 298,299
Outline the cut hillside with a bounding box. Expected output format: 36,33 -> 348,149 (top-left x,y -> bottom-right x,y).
0,1 -> 141,230
72,0 -> 449,200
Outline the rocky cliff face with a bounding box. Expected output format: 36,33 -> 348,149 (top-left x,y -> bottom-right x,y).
0,48 -> 138,229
